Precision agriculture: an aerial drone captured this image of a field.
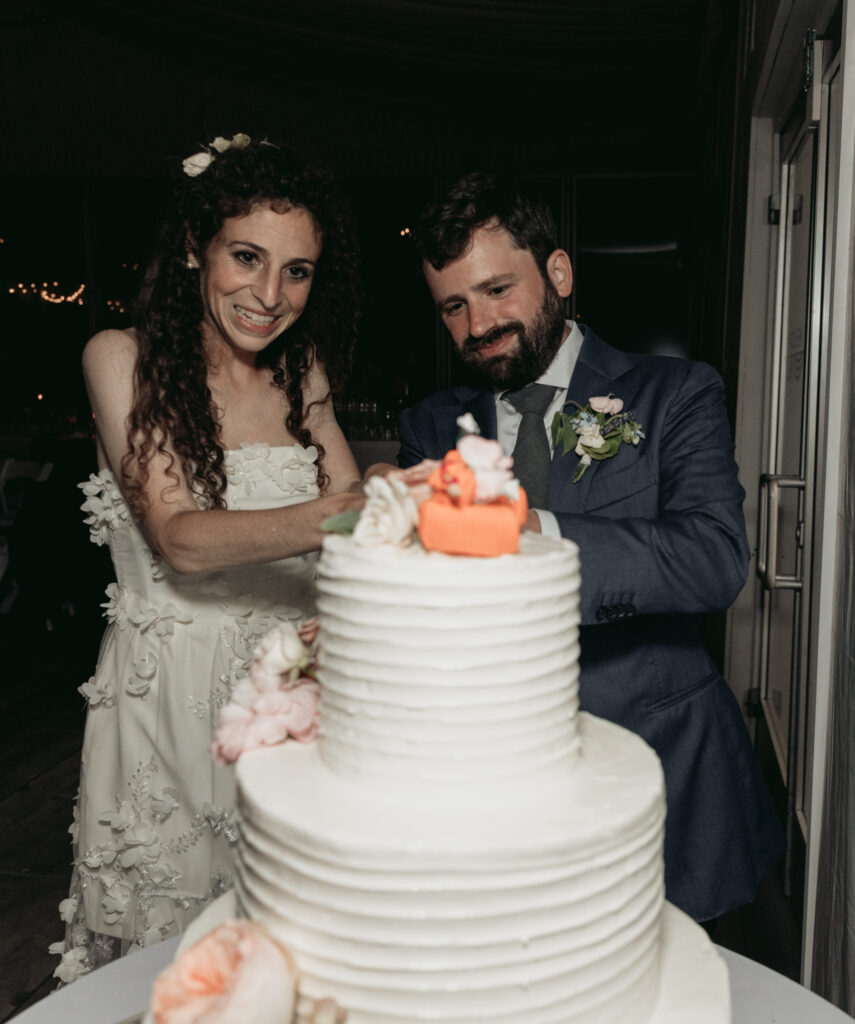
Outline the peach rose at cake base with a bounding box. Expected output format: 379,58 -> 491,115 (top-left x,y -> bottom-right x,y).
148,920 -> 296,1024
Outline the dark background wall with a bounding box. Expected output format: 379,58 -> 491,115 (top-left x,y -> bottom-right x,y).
1,1 -> 747,424
0,0 -> 756,664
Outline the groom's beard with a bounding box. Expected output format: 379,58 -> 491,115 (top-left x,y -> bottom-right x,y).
456,283 -> 567,391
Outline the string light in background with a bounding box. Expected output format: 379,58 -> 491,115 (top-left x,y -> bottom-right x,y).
7,281 -> 130,312
399,227 -> 411,237
41,283 -> 86,305
7,280 -> 86,304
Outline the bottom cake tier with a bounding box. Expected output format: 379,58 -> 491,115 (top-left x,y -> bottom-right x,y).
171,893 -> 730,1024
231,713 -> 705,1024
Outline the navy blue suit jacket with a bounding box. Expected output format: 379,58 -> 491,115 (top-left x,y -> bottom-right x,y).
399,326 -> 783,921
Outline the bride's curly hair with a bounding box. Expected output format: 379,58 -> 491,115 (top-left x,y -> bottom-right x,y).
124,137 -> 360,515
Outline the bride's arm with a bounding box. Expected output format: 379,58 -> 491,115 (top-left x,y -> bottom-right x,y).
83,330 -> 362,574
300,356 -> 362,494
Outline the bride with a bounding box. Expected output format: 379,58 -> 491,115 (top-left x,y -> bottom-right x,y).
52,133 -> 363,981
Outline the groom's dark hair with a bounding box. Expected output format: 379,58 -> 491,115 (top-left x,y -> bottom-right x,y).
415,172 -> 560,277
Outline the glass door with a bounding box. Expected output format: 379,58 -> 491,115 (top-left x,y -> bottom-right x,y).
756,41 -> 829,907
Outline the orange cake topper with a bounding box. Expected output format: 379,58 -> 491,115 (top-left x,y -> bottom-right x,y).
320,416 -> 529,557
417,422 -> 528,557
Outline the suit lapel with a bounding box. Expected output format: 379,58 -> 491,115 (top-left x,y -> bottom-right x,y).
549,328 -> 639,511
429,388 -> 496,456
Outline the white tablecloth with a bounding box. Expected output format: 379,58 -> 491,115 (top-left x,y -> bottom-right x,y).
14,940 -> 854,1023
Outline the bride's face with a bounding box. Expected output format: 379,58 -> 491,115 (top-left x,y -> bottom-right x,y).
197,203 -> 323,357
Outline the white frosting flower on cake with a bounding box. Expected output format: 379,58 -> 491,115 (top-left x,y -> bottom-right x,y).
352,475 -> 418,547
250,622 -> 308,687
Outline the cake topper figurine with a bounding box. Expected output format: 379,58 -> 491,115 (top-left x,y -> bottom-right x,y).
321,416 -> 528,557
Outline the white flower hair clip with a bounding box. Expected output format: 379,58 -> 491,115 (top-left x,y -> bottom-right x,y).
182,132 -> 252,177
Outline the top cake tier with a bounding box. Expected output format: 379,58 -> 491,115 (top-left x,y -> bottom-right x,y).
314,532 -> 581,788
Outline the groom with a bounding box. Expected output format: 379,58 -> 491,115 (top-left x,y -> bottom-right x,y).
398,172 -> 784,924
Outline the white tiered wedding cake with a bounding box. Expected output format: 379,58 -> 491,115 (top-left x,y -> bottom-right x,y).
231,532 -> 728,1023
148,437 -> 729,1024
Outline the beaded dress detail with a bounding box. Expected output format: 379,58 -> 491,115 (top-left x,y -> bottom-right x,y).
52,444 -> 319,982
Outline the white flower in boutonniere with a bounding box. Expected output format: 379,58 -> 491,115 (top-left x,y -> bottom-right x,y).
182,133 -> 252,176
551,394 -> 646,483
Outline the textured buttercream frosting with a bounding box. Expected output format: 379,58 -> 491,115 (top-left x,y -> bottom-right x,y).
314,532 -> 583,786
232,533 -> 690,1022
236,715 -> 665,1023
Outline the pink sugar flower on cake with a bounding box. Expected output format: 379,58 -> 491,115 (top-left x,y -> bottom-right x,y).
457,434 -> 519,503
149,919 -> 297,1024
211,620 -> 320,764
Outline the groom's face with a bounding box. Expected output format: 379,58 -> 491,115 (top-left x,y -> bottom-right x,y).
423,222 -> 572,390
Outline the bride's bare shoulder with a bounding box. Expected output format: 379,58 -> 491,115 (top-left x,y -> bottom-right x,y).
82,327 -> 139,382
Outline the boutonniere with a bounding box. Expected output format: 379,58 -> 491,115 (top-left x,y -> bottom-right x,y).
551,395 -> 646,483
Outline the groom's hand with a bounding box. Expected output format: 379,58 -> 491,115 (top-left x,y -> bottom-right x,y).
524,509 -> 542,533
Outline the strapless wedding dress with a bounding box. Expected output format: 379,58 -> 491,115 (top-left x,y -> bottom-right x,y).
52,443 -> 320,982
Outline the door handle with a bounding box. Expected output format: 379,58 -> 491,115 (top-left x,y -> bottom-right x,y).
757,474 -> 804,590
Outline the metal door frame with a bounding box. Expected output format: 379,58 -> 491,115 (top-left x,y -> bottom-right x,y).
756,42 -> 827,851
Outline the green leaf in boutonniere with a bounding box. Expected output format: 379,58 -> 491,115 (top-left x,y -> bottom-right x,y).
553,395 -> 646,483
551,410 -> 579,456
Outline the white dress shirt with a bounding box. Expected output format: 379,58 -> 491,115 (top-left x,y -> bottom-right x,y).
495,320 -> 583,537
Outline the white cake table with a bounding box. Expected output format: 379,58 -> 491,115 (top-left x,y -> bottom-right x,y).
13,939 -> 854,1024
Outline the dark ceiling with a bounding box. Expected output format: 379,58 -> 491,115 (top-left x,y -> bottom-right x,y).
1,0 -> 733,179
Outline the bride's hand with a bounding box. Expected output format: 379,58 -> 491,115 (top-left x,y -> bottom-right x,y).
320,490 -> 365,515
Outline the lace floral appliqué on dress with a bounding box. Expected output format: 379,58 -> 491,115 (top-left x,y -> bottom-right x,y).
51,445 -> 319,983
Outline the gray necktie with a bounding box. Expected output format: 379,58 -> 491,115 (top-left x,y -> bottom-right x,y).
504,383 -> 556,509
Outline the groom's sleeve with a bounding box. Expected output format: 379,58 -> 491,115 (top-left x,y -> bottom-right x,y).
398,406 -> 433,468
552,360 -> 750,627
